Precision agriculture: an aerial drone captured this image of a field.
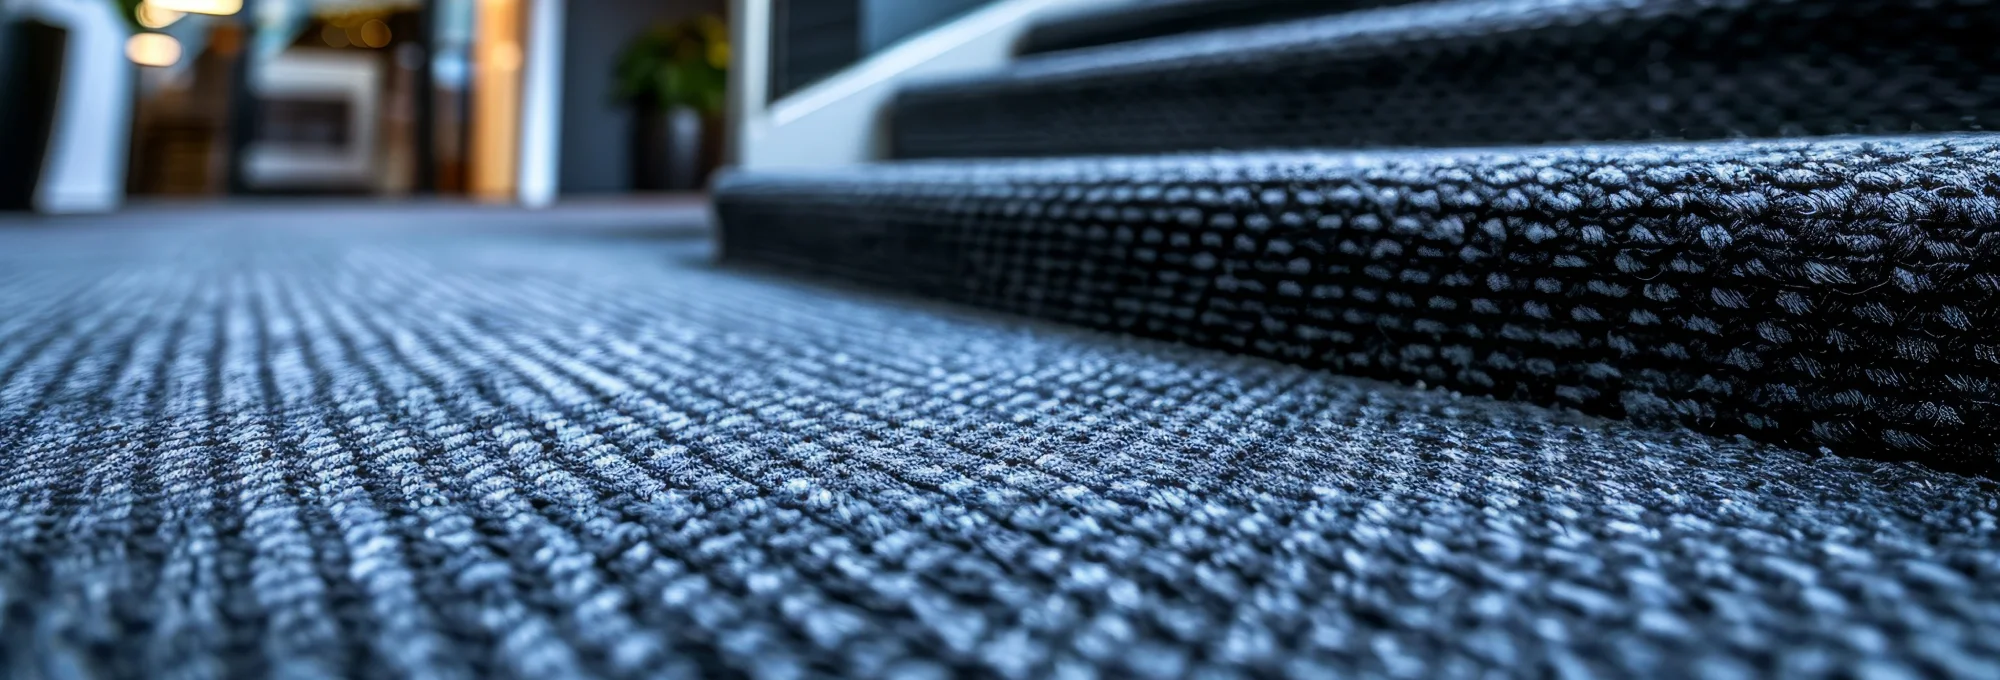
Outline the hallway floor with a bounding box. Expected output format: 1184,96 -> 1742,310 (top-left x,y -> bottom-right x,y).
0,208 -> 1995,677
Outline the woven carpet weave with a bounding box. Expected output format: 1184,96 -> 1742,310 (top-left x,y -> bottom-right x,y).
717,135 -> 2000,478
891,0 -> 2000,159
2,223 -> 1996,678
1013,0 -> 1424,56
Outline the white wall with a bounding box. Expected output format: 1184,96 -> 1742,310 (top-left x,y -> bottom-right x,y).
516,0 -> 564,207
10,0 -> 131,213
729,0 -> 1126,170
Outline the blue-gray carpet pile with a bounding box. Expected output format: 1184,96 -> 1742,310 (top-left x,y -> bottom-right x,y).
0,224 -> 1996,678
893,0 -> 2000,159
718,136 -> 2000,478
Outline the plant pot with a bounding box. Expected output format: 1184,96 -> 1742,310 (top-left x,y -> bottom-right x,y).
630,103 -> 714,192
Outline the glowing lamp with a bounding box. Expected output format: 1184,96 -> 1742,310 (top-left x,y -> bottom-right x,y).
126,33 -> 183,67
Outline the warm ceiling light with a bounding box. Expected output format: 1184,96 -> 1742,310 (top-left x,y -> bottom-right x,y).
125,33 -> 182,67
135,2 -> 185,29
145,0 -> 242,16
321,23 -> 349,48
358,19 -> 391,48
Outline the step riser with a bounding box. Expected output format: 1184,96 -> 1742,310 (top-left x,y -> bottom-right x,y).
1017,0 -> 1421,56
895,0 -> 2000,159
720,137 -> 2000,477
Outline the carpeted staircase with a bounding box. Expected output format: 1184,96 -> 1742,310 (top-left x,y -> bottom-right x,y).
722,0 -> 2000,479
4,0 -> 2000,677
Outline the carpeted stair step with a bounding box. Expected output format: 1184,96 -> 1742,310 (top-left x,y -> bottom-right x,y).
892,0 -> 2000,159
1016,0 -> 1420,56
717,134 -> 2000,477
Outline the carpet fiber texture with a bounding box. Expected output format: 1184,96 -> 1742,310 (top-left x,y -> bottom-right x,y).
0,223 -> 1997,678
891,0 -> 2000,159
718,135 -> 2000,478
1013,0 -> 1424,56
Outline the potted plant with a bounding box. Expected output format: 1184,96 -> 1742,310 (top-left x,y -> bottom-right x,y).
615,13 -> 727,192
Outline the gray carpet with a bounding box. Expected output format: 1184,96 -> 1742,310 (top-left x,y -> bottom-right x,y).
718,135 -> 2000,477
1,221 -> 1997,678
890,0 -> 2000,159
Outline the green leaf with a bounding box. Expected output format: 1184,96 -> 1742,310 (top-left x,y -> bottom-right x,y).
613,13 -> 729,114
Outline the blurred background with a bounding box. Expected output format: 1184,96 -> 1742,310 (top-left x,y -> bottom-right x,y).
0,0 -> 1030,214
